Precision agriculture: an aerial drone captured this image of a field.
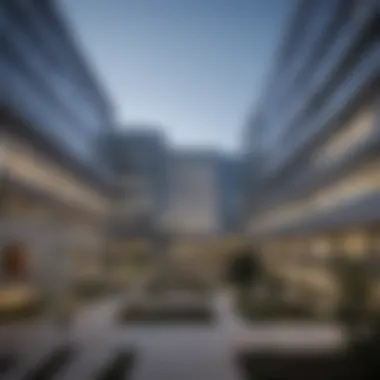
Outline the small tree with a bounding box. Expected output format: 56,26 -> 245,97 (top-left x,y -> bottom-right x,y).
226,248 -> 261,294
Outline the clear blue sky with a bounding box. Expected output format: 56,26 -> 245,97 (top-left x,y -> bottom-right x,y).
59,0 -> 294,153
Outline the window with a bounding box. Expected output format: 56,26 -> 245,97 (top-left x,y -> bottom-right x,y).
314,103 -> 376,165
312,158 -> 380,209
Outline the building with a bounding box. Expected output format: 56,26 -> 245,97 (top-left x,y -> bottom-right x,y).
164,150 -> 221,237
163,150 -> 221,275
218,156 -> 245,233
0,1 -> 115,307
106,128 -> 168,284
108,128 -> 168,235
244,0 -> 380,317
163,150 -> 248,280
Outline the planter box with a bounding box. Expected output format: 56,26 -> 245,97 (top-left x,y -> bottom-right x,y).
237,295 -> 320,323
73,279 -> 111,300
120,303 -> 213,324
0,297 -> 47,324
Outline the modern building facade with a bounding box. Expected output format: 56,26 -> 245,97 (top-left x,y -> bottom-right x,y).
218,156 -> 245,233
108,128 -> 168,236
106,128 -> 168,284
164,150 -> 221,236
244,0 -> 380,317
163,151 -> 247,280
0,0 -> 115,303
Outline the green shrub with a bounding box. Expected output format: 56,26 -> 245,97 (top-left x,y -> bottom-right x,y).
145,274 -> 211,295
0,298 -> 47,324
119,305 -> 213,324
236,271 -> 317,322
226,248 -> 262,291
73,279 -> 109,299
237,294 -> 316,322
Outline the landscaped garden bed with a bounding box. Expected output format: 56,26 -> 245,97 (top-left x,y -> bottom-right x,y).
0,295 -> 47,324
73,277 -> 112,301
231,267 -> 321,322
119,267 -> 214,324
236,294 -> 318,322
120,301 -> 213,324
145,276 -> 211,296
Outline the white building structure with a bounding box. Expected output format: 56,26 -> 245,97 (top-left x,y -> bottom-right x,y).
164,151 -> 221,236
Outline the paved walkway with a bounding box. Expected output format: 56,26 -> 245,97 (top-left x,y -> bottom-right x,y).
66,292 -> 242,380
131,326 -> 241,380
0,296 -> 122,380
215,291 -> 346,352
1,291 -> 346,380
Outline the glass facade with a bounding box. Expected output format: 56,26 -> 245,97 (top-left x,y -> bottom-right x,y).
218,157 -> 244,232
248,0 -> 379,178
0,1 -> 113,183
110,130 -> 168,220
244,0 -> 380,227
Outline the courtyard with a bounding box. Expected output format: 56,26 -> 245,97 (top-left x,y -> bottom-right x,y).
0,288 -> 347,380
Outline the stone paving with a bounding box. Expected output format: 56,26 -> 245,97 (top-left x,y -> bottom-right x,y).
0,292 -> 346,380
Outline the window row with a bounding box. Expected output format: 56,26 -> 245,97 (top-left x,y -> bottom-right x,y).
1,4 -> 107,136
1,54 -> 98,166
255,155 -> 380,232
313,102 -> 377,166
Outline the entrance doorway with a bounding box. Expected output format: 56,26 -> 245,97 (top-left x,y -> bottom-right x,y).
1,242 -> 28,281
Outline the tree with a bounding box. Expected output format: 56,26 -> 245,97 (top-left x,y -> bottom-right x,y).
226,248 -> 261,290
